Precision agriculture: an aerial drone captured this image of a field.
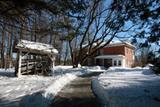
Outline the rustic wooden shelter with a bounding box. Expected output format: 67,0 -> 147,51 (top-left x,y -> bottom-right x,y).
15,40 -> 58,77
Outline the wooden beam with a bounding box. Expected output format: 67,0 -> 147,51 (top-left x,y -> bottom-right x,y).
21,70 -> 33,75
48,54 -> 55,70
26,60 -> 29,75
21,52 -> 30,59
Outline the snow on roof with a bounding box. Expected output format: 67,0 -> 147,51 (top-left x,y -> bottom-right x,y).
106,41 -> 135,49
95,55 -> 125,59
16,40 -> 58,55
82,41 -> 135,49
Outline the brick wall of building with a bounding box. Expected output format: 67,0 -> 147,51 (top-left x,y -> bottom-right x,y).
100,46 -> 125,55
98,45 -> 134,67
81,43 -> 135,67
124,46 -> 135,67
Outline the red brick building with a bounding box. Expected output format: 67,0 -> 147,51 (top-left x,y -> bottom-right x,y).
87,42 -> 135,68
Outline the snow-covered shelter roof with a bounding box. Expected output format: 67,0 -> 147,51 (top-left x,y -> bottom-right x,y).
95,55 -> 125,59
16,40 -> 58,55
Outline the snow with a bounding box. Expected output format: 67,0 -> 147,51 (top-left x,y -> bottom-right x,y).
82,66 -> 106,73
0,73 -> 55,107
16,40 -> 58,54
107,41 -> 135,48
92,67 -> 160,107
54,66 -> 85,76
21,74 -> 77,107
54,65 -> 106,76
0,66 -> 105,107
2,66 -> 159,107
0,67 -> 80,107
43,74 -> 76,99
82,40 -> 135,50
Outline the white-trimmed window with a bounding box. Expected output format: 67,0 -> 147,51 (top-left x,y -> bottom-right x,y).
118,60 -> 122,66
113,60 -> 117,66
113,60 -> 122,66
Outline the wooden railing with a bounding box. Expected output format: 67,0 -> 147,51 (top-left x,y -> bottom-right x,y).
20,60 -> 50,75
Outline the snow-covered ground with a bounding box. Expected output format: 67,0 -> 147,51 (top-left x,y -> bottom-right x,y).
54,65 -> 106,76
0,66 -> 105,107
92,66 -> 160,107
0,66 -> 82,107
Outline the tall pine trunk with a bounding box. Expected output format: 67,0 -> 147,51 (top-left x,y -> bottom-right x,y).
1,25 -> 5,68
8,27 -> 14,68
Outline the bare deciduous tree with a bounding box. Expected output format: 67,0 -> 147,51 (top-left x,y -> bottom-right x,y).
64,0 -> 134,67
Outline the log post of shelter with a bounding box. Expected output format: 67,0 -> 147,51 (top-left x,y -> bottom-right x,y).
17,50 -> 22,77
14,40 -> 58,77
48,54 -> 56,71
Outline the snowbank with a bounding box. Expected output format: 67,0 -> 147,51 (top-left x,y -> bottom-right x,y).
43,74 -> 76,99
54,66 -> 85,76
0,67 -> 77,107
21,73 -> 77,107
54,65 -> 105,76
82,66 -> 106,70
0,73 -> 56,107
82,66 -> 106,74
0,68 -> 15,77
0,65 -> 105,107
92,67 -> 160,107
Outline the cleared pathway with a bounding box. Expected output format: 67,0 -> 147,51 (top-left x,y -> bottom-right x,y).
50,72 -> 102,107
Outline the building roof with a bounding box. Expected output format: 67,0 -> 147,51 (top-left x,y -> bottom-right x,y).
105,41 -> 135,49
95,55 -> 125,59
82,41 -> 135,49
16,40 -> 58,55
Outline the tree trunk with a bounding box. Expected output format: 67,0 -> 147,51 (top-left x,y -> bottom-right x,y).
68,41 -> 77,68
1,26 -> 5,68
8,28 -> 14,68
63,42 -> 68,65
